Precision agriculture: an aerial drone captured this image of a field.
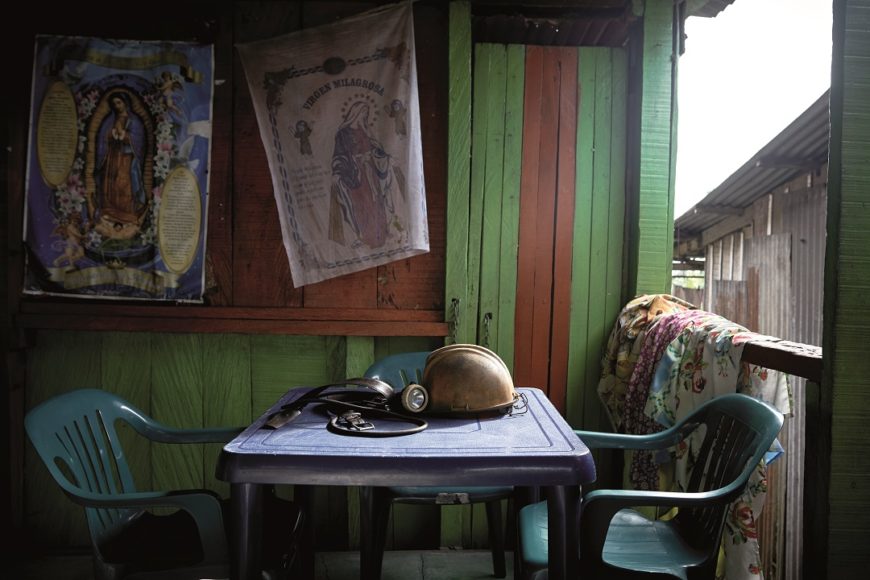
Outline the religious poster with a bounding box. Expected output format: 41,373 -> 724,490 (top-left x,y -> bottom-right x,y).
237,1 -> 428,287
23,35 -> 214,301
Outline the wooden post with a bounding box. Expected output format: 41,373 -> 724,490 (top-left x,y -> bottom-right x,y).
820,0 -> 870,575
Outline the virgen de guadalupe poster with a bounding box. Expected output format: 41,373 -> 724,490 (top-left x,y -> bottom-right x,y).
23,36 -> 214,301
237,1 -> 428,287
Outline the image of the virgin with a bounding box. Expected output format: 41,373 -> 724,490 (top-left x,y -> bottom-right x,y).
85,89 -> 155,240
328,101 -> 393,249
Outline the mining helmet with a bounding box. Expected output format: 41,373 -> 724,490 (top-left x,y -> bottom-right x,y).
400,344 -> 519,415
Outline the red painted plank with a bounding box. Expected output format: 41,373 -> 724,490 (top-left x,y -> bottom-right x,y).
231,12 -> 300,305
548,48 -> 579,414
514,46 -> 544,387
375,4 -> 447,312
528,48 -> 561,396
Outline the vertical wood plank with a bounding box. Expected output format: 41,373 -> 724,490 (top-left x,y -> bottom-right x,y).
548,48 -> 579,414
823,1 -> 870,576
514,46 -> 543,387
528,48 -> 560,397
566,48 -> 597,428
151,334 -> 203,492
633,0 -> 676,295
232,1 -> 302,305
250,335 -> 330,415
376,2 -> 448,313
304,271 -> 379,309
445,0 -> 473,343
467,43 -> 492,350
343,336 -> 374,551
101,332 -> 152,495
204,0 -> 235,305
373,336 -> 441,361
605,48 -> 628,361
202,334 -> 251,496
496,44 -> 525,373
583,50 -> 613,432
478,45 -> 507,352
25,331 -> 102,547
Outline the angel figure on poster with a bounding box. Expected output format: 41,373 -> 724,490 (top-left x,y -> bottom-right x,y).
156,71 -> 184,117
385,99 -> 406,137
328,101 -> 405,249
293,120 -> 313,156
52,212 -> 86,270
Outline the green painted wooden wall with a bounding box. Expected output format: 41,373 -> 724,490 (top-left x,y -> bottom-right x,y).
565,47 -> 627,434
22,331 -> 440,550
463,43 -> 626,430
630,0 -> 678,297
822,0 -> 870,576
20,0 -> 682,555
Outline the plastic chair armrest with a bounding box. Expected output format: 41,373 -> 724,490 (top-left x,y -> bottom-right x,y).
65,489 -> 228,565
574,419 -> 703,451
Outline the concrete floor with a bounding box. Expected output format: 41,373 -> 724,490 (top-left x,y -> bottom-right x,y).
12,550 -> 515,580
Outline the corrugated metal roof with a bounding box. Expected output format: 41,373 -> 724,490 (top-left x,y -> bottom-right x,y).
674,90 -> 830,236
688,0 -> 738,18
472,1 -> 631,47
474,12 -> 630,46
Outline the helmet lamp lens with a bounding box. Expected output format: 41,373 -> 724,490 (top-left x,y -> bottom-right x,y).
402,385 -> 428,413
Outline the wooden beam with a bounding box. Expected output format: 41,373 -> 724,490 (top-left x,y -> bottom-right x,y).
741,338 -> 822,384
16,313 -> 448,337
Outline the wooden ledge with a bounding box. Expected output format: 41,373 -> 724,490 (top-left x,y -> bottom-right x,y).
741,337 -> 822,383
16,302 -> 449,337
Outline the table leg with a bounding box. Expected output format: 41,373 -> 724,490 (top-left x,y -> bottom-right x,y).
544,486 -> 567,580
230,482 -> 263,580
294,484 -> 316,579
359,486 -> 389,580
564,485 -> 581,578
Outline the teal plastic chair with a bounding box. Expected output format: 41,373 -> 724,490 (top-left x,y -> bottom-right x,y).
361,351 -> 512,578
24,388 -> 303,580
518,393 -> 784,580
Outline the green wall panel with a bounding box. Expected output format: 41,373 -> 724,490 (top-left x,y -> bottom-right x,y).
632,0 -> 677,296
497,44 -> 525,372
151,334 -> 204,492
566,48 -> 627,434
471,43 -> 523,371
445,0 -> 473,344
250,335 -> 330,414
202,334 -> 251,496
102,332 -> 152,499
25,331 -> 102,548
825,0 -> 870,575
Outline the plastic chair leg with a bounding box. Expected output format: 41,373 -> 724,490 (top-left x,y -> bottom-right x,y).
485,499 -> 507,578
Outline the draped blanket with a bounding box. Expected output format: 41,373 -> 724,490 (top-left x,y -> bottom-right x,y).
598,295 -> 792,580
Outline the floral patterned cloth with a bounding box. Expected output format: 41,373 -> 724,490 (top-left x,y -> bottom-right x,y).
644,313 -> 792,580
623,309 -> 716,490
597,294 -> 695,431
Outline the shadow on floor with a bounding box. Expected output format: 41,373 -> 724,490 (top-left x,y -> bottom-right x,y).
12,550 -> 515,580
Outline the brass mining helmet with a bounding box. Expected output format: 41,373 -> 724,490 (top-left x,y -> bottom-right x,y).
399,344 -> 519,415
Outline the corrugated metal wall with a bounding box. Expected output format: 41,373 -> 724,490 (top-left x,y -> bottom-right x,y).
691,181 -> 827,580
776,184 -> 826,580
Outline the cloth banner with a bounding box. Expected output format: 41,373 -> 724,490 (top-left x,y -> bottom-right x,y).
237,1 -> 428,287
23,35 -> 214,301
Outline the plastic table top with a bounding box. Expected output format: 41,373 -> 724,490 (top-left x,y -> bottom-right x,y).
217,387 -> 596,488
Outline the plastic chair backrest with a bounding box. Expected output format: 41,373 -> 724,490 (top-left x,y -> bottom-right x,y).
25,389 -> 156,549
670,394 -> 784,551
364,351 -> 429,390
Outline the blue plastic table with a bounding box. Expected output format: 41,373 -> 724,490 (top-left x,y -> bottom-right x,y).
217,386 -> 595,580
